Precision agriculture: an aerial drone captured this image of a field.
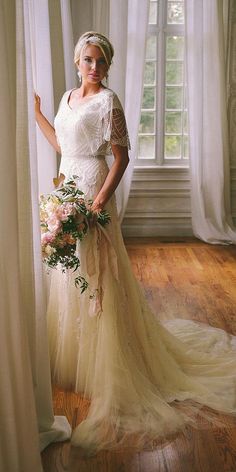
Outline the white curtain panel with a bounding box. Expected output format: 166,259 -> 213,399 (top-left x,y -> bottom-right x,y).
109,0 -> 149,220
0,0 -> 71,467
23,0 -> 72,451
93,0 -> 110,34
0,0 -> 44,469
60,0 -> 77,90
0,1 -> 43,464
29,0 -> 57,195
185,0 -> 236,244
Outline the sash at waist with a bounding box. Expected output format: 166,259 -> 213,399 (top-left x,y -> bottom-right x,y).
61,153 -> 106,160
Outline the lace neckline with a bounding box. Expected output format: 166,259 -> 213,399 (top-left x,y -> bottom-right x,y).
67,87 -> 109,111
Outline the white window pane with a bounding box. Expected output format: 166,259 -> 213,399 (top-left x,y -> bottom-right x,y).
183,111 -> 188,133
183,136 -> 189,158
166,62 -> 183,85
138,136 -> 155,159
146,35 -> 157,60
165,112 -> 182,133
184,86 -> 188,109
149,1 -> 158,24
165,135 -> 181,158
142,87 -> 156,109
166,86 -> 183,109
167,2 -> 184,24
139,112 -> 155,133
166,36 -> 184,60
144,62 -> 156,85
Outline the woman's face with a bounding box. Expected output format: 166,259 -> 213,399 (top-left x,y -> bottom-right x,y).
79,44 -> 108,85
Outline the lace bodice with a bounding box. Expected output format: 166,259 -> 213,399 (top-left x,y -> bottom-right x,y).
54,87 -> 130,160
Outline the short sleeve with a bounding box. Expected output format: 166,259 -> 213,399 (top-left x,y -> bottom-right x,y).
110,94 -> 131,149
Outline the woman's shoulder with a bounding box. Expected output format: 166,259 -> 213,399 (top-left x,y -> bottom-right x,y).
102,88 -> 124,110
103,87 -> 119,99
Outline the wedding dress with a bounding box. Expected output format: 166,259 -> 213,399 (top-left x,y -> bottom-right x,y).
47,87 -> 236,453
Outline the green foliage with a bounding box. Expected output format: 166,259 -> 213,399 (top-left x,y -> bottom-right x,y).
142,87 -> 155,109
167,2 -> 184,25
75,276 -> 89,292
165,86 -> 182,109
146,35 -> 157,60
165,112 -> 181,133
166,36 -> 184,60
139,112 -> 155,134
165,135 -> 181,158
144,62 -> 156,85
166,61 -> 183,85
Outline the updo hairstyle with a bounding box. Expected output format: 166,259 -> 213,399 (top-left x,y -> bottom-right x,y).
74,31 -> 114,69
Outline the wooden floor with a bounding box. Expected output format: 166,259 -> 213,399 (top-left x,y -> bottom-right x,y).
41,238 -> 236,472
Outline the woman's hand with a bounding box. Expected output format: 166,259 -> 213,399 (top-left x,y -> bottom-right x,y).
91,200 -> 104,214
34,92 -> 41,116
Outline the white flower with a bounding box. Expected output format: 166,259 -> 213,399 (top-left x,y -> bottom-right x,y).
44,245 -> 56,256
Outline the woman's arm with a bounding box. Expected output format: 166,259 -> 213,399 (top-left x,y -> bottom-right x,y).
91,144 -> 129,213
34,93 -> 61,154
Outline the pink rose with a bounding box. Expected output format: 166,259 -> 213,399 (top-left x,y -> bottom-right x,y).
41,231 -> 56,246
47,215 -> 62,233
56,203 -> 76,222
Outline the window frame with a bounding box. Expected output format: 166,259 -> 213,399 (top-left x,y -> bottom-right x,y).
136,0 -> 188,167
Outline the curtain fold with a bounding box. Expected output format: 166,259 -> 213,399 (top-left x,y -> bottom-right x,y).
60,0 -> 77,90
23,0 -> 72,451
0,0 -> 43,469
92,0 -> 109,34
29,0 -> 57,195
0,0 -> 72,468
185,0 -> 236,244
109,0 -> 149,220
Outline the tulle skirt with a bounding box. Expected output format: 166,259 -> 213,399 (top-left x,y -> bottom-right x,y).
47,195 -> 236,454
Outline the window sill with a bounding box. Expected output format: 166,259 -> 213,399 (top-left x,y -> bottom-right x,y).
134,164 -> 189,170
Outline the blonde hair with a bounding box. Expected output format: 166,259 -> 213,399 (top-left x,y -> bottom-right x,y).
74,31 -> 114,68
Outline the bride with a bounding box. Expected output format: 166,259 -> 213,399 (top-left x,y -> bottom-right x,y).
35,31 -> 236,453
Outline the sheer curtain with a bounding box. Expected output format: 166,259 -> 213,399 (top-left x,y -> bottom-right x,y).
24,0 -> 71,451
185,0 -> 236,244
109,0 -> 149,220
0,0 -> 71,469
60,0 -> 77,90
0,2 -> 42,469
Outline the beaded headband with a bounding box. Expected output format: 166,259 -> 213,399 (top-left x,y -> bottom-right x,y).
78,35 -> 112,62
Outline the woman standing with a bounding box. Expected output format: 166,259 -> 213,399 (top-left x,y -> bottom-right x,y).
35,31 -> 236,454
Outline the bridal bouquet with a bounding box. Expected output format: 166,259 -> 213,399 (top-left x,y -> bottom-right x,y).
40,174 -> 110,292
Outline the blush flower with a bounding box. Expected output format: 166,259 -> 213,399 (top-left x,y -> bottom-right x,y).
41,231 -> 56,246
47,215 -> 62,233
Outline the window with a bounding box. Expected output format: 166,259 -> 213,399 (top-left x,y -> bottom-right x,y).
137,0 -> 188,166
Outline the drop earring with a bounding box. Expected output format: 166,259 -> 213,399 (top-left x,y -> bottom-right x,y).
103,73 -> 109,87
77,70 -> 82,83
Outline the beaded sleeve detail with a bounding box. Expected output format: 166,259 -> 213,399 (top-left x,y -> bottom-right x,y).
110,95 -> 131,150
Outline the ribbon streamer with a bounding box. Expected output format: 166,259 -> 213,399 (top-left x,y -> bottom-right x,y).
78,224 -> 119,317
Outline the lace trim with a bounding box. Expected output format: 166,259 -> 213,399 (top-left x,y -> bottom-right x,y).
110,108 -> 131,149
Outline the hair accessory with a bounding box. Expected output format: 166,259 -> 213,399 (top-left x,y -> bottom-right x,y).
79,35 -> 109,50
